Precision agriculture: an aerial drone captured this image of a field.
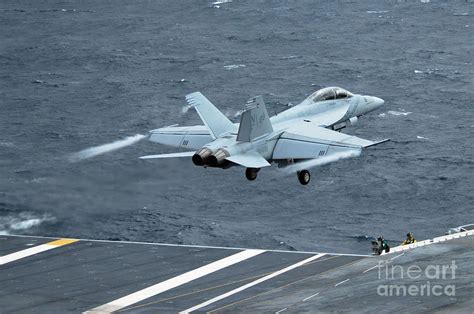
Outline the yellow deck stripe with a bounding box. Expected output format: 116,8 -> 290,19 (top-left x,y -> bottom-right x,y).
0,238 -> 79,265
46,238 -> 79,246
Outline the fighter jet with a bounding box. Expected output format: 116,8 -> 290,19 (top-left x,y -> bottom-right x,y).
141,87 -> 388,185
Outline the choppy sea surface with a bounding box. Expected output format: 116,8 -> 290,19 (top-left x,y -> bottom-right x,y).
1,0 -> 472,253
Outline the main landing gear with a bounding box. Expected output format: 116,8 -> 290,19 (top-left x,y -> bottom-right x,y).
297,170 -> 311,185
245,168 -> 260,181
245,167 -> 311,185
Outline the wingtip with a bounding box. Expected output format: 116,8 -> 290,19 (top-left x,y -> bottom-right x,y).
365,138 -> 390,148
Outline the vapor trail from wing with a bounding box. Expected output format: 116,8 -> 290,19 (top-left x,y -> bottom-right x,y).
69,134 -> 146,162
280,150 -> 361,174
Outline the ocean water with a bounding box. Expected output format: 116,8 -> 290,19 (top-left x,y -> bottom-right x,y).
0,0 -> 472,253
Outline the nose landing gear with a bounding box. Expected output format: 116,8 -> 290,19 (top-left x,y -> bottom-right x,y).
297,170 -> 310,185
245,168 -> 260,181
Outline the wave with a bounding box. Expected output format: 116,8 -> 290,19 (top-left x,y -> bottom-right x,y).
348,234 -> 371,242
211,0 -> 232,5
181,104 -> 193,114
223,109 -> 243,119
366,10 -> 388,14
0,210 -> 56,235
387,110 -> 412,116
223,64 -> 246,70
0,141 -> 15,148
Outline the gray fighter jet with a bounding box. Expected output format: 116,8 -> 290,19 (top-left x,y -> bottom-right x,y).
141,87 -> 388,185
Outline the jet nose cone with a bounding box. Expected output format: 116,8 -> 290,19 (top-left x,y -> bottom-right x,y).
373,96 -> 385,108
362,96 -> 385,114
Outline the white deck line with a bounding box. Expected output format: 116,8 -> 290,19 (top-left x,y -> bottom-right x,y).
363,265 -> 379,273
2,234 -> 371,257
390,253 -> 405,260
0,244 -> 56,265
180,253 -> 326,313
302,292 -> 319,301
0,239 -> 77,265
334,278 -> 350,287
84,249 -> 264,313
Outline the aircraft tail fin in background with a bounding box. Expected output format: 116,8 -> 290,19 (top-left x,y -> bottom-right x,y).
185,92 -> 236,139
237,96 -> 273,142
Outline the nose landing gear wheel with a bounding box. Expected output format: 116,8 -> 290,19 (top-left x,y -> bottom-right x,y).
297,170 -> 310,185
245,168 -> 259,181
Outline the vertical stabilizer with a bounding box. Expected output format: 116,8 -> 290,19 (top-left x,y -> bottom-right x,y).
237,96 -> 273,142
185,92 -> 236,139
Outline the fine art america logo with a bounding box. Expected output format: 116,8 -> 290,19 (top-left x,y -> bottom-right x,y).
377,261 -> 457,297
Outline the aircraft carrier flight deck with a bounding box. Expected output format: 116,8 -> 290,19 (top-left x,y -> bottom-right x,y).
1,229 -> 473,313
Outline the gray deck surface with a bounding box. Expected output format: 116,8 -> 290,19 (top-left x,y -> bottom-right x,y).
0,234 -> 472,313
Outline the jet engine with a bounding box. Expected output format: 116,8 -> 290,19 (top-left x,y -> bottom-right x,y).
207,149 -> 229,167
192,148 -> 213,166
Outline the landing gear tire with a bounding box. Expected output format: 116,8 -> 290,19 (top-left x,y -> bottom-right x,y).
297,170 -> 310,185
245,168 -> 259,181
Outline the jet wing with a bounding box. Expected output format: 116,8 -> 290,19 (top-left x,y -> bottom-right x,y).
139,151 -> 195,159
272,122 -> 388,160
305,103 -> 350,127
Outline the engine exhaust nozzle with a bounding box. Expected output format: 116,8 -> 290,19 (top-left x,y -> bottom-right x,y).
207,149 -> 228,167
192,148 -> 213,166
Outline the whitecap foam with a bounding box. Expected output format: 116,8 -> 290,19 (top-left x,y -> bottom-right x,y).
223,109 -> 243,119
366,10 -> 388,14
388,110 -> 412,116
25,177 -> 47,184
0,142 -> 15,148
211,0 -> 232,5
10,218 -> 44,230
0,212 -> 56,234
223,64 -> 246,70
181,104 -> 193,114
280,55 -> 301,60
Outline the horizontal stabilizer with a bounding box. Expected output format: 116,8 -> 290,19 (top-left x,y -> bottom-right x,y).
139,152 -> 195,159
226,151 -> 271,168
185,92 -> 236,139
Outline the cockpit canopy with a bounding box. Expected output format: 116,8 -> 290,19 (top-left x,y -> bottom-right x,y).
309,87 -> 353,102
